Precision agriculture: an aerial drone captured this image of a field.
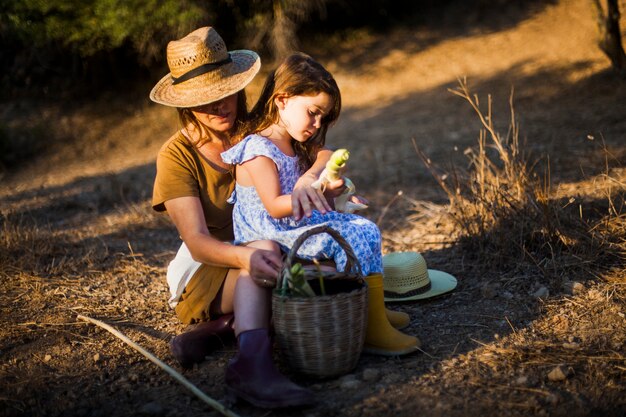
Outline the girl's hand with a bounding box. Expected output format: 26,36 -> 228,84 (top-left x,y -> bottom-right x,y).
292,173 -> 333,220
322,178 -> 347,199
350,194 -> 369,207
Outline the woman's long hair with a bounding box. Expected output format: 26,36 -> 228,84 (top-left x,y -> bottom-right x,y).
177,90 -> 249,150
241,52 -> 341,173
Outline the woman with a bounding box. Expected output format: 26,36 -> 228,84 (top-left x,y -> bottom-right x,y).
149,26 -> 338,409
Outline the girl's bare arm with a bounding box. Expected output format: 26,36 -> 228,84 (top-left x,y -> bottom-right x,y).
238,156 -> 296,218
237,149 -> 347,220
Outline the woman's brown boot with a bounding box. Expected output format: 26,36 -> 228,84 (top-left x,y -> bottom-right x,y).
225,328 -> 316,409
170,313 -> 235,369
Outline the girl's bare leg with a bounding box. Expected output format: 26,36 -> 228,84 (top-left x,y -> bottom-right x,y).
223,239 -> 315,408
218,240 -> 278,336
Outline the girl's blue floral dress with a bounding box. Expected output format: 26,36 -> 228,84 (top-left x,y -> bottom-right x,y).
221,134 -> 382,276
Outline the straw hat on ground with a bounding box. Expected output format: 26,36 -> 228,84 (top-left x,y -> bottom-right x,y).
382,252 -> 457,302
150,26 -> 261,108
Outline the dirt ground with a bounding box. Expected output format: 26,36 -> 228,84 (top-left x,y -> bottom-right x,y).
1,1 -> 625,416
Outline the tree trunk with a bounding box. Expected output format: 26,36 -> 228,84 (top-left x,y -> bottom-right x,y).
591,0 -> 626,76
271,0 -> 298,60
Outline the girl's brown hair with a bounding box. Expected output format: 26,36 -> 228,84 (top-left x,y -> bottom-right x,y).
242,52 -> 341,173
177,90 -> 249,149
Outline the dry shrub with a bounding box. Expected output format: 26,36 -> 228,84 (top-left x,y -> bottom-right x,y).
416,78 -> 625,286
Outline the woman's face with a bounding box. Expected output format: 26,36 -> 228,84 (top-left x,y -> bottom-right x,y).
191,93 -> 238,133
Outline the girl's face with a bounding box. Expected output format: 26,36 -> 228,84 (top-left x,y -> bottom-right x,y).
276,92 -> 334,142
191,93 -> 238,133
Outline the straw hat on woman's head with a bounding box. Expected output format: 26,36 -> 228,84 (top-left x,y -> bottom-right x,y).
150,26 -> 261,108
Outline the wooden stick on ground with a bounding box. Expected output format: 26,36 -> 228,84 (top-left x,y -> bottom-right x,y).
77,314 -> 241,417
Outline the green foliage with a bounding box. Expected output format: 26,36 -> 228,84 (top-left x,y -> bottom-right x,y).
279,262 -> 316,297
0,0 -> 426,98
3,0 -> 206,59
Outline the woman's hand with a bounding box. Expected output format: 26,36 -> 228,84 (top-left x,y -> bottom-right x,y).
292,172 -> 333,220
246,247 -> 283,287
242,240 -> 283,287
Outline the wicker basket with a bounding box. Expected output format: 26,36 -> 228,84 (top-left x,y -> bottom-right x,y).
272,225 -> 368,378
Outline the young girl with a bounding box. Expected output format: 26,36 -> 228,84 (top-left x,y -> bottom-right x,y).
221,52 -> 420,356
222,52 -> 380,276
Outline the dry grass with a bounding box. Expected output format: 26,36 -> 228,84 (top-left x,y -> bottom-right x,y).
387,80 -> 626,416
1,79 -> 625,417
437,277 -> 626,414
416,78 -> 626,294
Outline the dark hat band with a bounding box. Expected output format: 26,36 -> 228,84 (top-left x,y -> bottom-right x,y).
171,55 -> 233,85
384,281 -> 432,299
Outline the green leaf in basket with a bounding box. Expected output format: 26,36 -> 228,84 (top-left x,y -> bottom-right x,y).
286,262 -> 315,297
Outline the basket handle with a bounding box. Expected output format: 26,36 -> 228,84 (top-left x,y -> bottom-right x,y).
283,225 -> 363,279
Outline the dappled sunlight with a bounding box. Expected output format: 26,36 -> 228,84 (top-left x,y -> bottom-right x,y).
1,102 -> 174,194
326,57 -> 626,207
331,0 -> 607,108
1,1 -> 625,416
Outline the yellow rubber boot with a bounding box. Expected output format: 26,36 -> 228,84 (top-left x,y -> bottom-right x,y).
386,308 -> 410,330
364,274 -> 421,356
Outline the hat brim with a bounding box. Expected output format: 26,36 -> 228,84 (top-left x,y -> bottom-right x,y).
149,50 -> 260,108
384,269 -> 457,302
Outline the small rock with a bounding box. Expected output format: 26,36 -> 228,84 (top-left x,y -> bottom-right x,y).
515,376 -> 528,385
44,354 -> 52,362
563,281 -> 584,295
382,372 -> 402,384
546,393 -> 560,406
501,291 -> 514,300
338,374 -> 360,390
93,353 -> 101,362
587,289 -> 603,300
547,364 -> 573,381
362,368 -> 380,382
562,342 -> 580,350
340,379 -> 360,390
533,286 -> 549,299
